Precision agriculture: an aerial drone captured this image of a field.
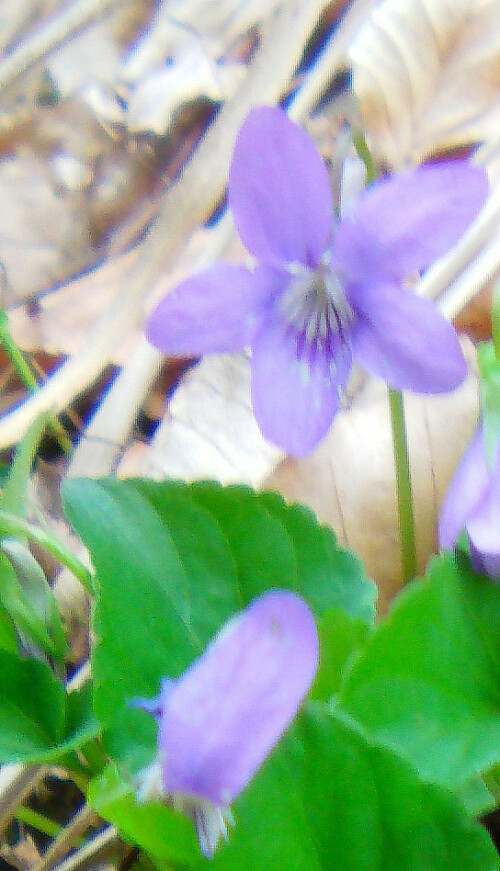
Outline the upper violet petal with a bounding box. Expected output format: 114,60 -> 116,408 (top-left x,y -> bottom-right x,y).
229,107 -> 333,269
350,282 -> 467,393
333,163 -> 488,283
159,591 -> 318,805
438,426 -> 490,551
250,312 -> 351,456
146,263 -> 275,355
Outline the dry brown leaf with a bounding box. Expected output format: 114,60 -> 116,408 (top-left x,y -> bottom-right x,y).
122,0 -> 280,84
350,0 -> 500,167
265,340 -> 479,614
7,217 -> 238,360
123,0 -> 277,135
8,249 -> 138,357
126,53 -> 245,135
0,150 -> 92,304
143,352 -> 283,486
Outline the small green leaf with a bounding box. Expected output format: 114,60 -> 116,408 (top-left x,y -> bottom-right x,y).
88,764 -> 199,866
1,540 -> 67,659
258,491 -> 376,623
63,477 -> 378,774
0,650 -> 65,761
186,482 -> 298,603
0,653 -> 98,764
312,607 -> 371,701
0,552 -> 63,658
341,552 -> 500,788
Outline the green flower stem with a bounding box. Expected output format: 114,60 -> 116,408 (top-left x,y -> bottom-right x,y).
0,509 -> 94,594
388,388 -> 417,583
351,131 -> 417,583
351,129 -> 377,185
15,806 -> 62,838
0,307 -> 73,454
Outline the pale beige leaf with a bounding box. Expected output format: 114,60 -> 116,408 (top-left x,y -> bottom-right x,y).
0,152 -> 92,304
124,0 -> 275,134
122,0 -> 281,84
265,340 -> 479,613
143,353 -> 283,487
7,217 -> 238,359
127,51 -> 244,135
350,0 -> 500,166
8,249 -> 136,357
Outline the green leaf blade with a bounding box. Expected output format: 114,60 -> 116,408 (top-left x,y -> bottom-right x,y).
341,553 -> 500,787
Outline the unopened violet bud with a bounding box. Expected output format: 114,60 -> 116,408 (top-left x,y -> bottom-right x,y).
439,423 -> 500,579
134,590 -> 319,857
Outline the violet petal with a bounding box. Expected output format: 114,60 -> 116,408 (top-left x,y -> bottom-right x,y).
147,264 -> 273,356
465,458 -> 500,577
350,282 -> 467,393
333,163 -> 488,283
159,590 -> 318,805
229,107 -> 333,269
438,426 -> 490,551
251,312 -> 351,456
471,547 -> 500,582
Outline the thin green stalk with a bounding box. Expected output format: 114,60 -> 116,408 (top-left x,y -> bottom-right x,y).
15,806 -> 62,838
0,307 -> 73,454
351,131 -> 417,583
351,128 -> 377,185
388,388 -> 417,583
0,510 -> 94,594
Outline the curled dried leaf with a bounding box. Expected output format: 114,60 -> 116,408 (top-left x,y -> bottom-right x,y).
350,0 -> 500,167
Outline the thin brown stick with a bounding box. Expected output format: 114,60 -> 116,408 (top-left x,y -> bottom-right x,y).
0,0 -> 122,93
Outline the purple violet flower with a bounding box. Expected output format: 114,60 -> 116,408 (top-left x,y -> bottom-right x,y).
147,106 -> 488,456
134,590 -> 319,857
439,423 -> 500,579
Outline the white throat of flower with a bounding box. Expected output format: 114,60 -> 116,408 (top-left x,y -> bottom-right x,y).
281,260 -> 353,358
136,759 -> 235,858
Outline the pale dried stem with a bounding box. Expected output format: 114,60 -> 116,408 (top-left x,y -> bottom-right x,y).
45,825 -> 120,871
34,805 -> 99,871
0,0 -> 122,93
0,764 -> 45,837
66,338 -> 162,479
290,0 -> 377,118
417,180 -> 500,317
